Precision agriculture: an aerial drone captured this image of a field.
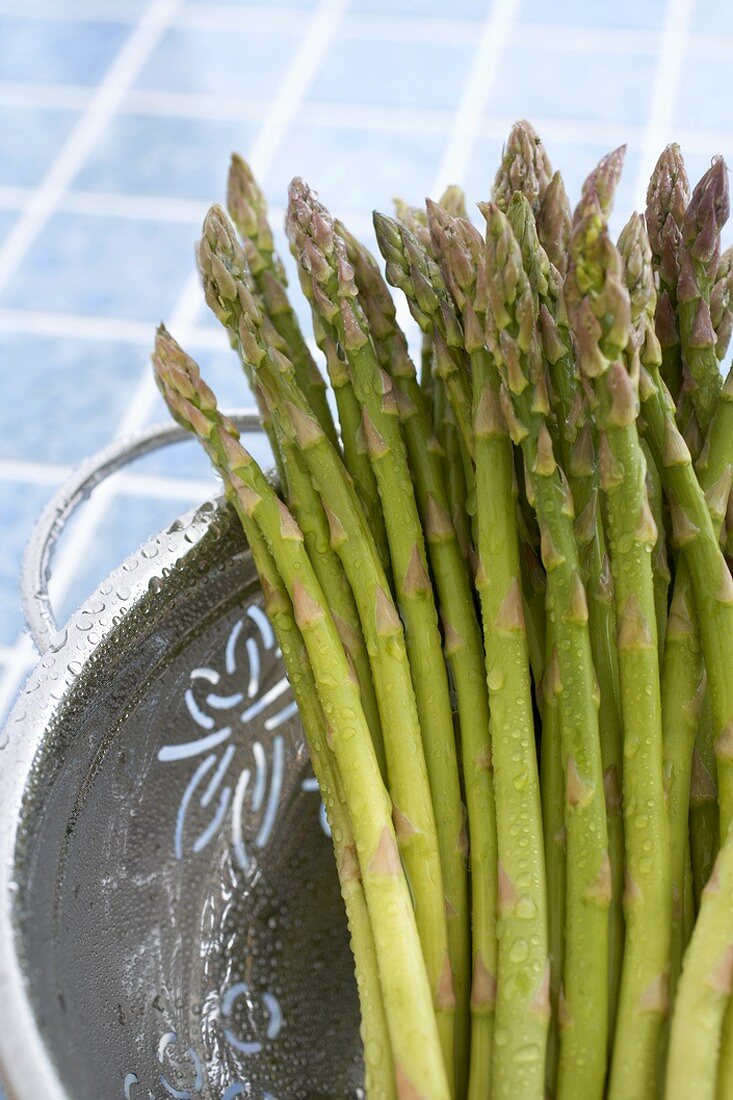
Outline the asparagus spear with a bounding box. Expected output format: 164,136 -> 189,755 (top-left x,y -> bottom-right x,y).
566,191 -> 670,1100
710,245 -> 733,362
288,182 -> 469,1093
537,170 -> 572,276
338,214 -> 496,1100
373,211 -> 474,466
677,158 -> 729,438
691,696 -> 721,905
501,139 -> 626,1045
393,198 -> 436,396
226,153 -> 339,448
539,644 -> 566,1095
666,825 -> 733,1100
198,206 -> 386,776
493,119 -> 552,216
617,211 -> 709,1041
153,327 -> 399,1098
618,214 -> 672,655
575,145 -> 627,225
291,264 -> 392,580
488,195 -> 610,1099
430,203 -> 549,1100
393,186 -> 467,404
645,144 -> 690,402
636,339 -> 733,839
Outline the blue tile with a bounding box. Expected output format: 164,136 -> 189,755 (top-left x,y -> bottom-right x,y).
267,121 -> 448,223
350,0 -> 488,14
489,42 -> 656,125
0,480 -> 60,646
1,212 -> 197,322
674,46 -> 733,133
0,105 -> 79,188
310,30 -> 471,110
77,113 -> 259,202
518,0 -> 666,28
0,16 -> 127,86
0,334 -> 151,465
689,0 -> 733,35
134,25 -> 297,98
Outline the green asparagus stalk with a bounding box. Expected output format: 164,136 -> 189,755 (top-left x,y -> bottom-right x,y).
710,246 -> 733,362
566,192 -> 670,1100
393,187 -> 468,406
618,213 -> 672,660
292,266 -> 392,580
641,437 -> 671,660
539,642 -> 566,1095
666,824 -> 733,1100
636,351 -> 733,839
618,211 -> 707,1021
287,181 -> 468,1092
153,327 -> 398,1098
432,205 -> 548,1099
645,144 -> 690,403
197,206 -> 386,775
696,363 -> 733,1095
501,138 -> 626,1044
226,154 -> 339,449
392,198 -> 436,396
677,157 -> 729,437
575,145 -> 627,224
373,211 -> 474,465
493,119 -> 552,216
197,216 -> 285,485
691,363 -> 733,910
691,694 -> 721,905
338,213 -> 496,1100
537,170 -> 572,276
488,194 -> 610,1099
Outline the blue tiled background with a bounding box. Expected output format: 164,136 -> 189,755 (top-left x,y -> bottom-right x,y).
0,1 -> 732,1087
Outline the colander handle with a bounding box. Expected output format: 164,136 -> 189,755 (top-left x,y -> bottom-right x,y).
21,413 -> 263,655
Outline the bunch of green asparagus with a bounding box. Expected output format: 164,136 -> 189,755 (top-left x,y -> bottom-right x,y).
152,121 -> 733,1100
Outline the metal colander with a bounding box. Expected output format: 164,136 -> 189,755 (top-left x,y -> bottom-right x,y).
0,420 -> 362,1100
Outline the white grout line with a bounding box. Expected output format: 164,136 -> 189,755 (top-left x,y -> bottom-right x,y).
512,22 -> 658,54
632,0 -> 695,210
0,0 -> 181,296
432,0 -> 520,194
0,81 -> 92,111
